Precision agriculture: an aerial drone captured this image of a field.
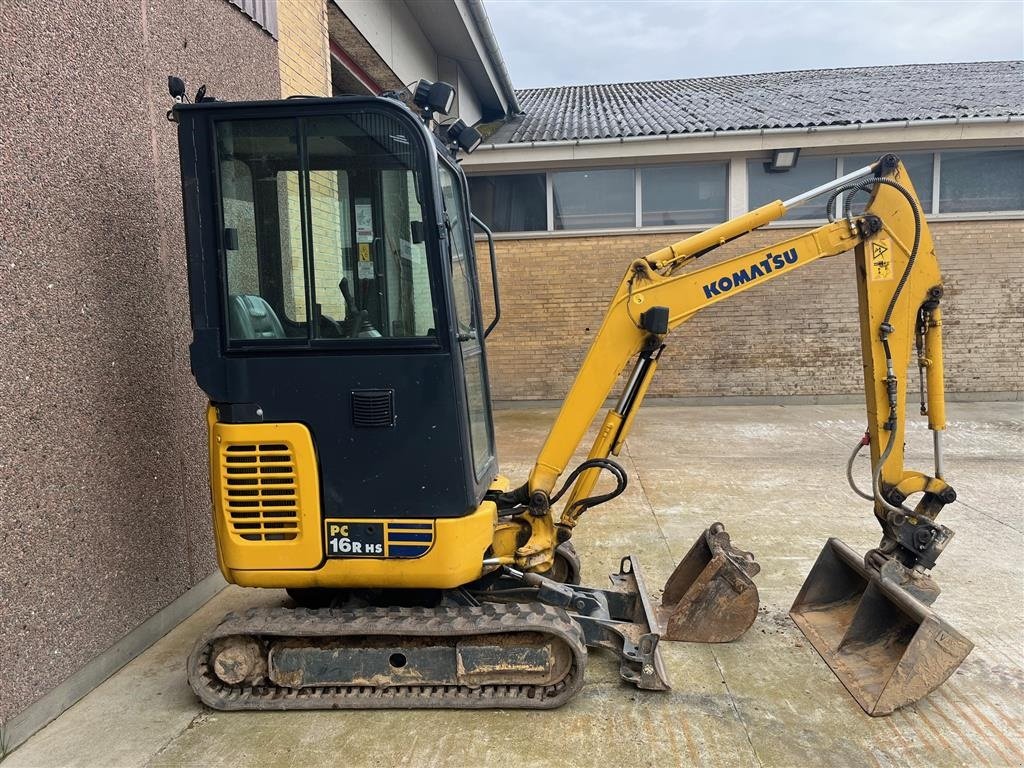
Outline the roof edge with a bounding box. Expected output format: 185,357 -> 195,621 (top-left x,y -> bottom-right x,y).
476,114 -> 1024,151
464,0 -> 520,114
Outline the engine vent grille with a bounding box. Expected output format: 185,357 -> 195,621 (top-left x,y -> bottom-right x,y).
352,389 -> 395,428
222,443 -> 299,541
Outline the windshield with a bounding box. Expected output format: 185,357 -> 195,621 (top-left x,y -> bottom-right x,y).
215,109 -> 438,345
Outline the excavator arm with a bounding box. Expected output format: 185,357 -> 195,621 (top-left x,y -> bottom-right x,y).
514,156 -> 952,561
497,155 -> 971,713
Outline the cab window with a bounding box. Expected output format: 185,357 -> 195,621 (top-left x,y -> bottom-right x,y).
438,161 -> 494,477
214,110 -> 437,345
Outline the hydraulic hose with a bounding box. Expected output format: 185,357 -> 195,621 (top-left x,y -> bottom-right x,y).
550,458 -> 628,520
825,176 -> 922,330
846,432 -> 874,501
871,429 -> 907,516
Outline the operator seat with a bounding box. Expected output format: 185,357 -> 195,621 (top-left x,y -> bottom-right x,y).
228,294 -> 286,340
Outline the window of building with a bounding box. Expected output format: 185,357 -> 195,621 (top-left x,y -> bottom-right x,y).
641,162 -> 728,226
939,149 -> 1024,213
747,155 -> 838,220
552,168 -> 635,230
462,147 -> 1023,235
467,173 -> 547,232
843,153 -> 934,214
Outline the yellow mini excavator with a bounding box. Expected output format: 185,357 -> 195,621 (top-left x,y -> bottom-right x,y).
169,77 -> 971,716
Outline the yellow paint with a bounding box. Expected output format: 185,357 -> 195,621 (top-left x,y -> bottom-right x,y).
853,167 -> 945,500
208,413 -> 509,589
559,410 -> 623,530
227,502 -> 497,589
612,356 -> 658,455
514,511 -> 557,573
210,418 -> 323,571
528,218 -> 861,498
924,306 -> 946,431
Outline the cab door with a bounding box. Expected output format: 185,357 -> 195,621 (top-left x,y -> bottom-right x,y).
437,159 -> 496,480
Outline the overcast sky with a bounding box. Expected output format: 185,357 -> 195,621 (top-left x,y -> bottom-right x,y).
483,0 -> 1024,88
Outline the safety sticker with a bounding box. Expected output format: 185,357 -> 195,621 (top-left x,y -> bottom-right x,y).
357,242 -> 374,279
870,238 -> 893,281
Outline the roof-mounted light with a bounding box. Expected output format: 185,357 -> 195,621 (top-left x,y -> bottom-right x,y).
446,119 -> 483,154
412,79 -> 456,116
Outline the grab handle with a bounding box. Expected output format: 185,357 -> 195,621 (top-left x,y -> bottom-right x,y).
471,213 -> 501,338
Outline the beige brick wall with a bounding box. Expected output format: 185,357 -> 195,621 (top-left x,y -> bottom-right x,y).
276,1 -> 346,320
477,220 -> 1024,401
277,0 -> 331,98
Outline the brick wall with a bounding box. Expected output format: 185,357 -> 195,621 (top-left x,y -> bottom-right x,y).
277,0 -> 331,97
477,220 -> 1024,401
276,1 -> 342,319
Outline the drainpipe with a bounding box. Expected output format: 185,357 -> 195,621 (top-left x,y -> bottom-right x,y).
464,0 -> 521,116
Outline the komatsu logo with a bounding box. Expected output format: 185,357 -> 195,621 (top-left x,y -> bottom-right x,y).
703,248 -> 799,299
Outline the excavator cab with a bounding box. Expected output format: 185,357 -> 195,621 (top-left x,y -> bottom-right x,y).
175,94 -> 502,588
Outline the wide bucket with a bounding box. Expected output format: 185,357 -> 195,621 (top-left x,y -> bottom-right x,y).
658,523 -> 761,643
790,538 -> 973,716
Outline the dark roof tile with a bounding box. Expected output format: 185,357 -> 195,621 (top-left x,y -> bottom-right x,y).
485,62 -> 1024,144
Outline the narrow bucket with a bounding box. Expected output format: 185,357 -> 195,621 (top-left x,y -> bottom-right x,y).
790,538 -> 973,716
658,523 -> 761,643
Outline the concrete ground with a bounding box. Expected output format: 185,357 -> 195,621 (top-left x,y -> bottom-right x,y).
6,402 -> 1023,768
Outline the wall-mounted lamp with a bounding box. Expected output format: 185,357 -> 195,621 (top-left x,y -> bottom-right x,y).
766,148 -> 800,173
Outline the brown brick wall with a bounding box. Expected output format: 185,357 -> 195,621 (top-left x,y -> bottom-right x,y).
477,220 -> 1024,401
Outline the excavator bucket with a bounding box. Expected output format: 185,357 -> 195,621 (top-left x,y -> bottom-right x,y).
790,538 -> 973,716
658,523 -> 761,643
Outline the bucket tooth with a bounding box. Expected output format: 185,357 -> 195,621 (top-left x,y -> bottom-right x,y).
790,538 -> 973,716
659,522 -> 761,643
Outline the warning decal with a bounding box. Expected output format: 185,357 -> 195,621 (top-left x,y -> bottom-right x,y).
870,238 -> 893,281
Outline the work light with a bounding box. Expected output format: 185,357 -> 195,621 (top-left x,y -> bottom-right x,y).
412,79 -> 456,116
446,119 -> 483,154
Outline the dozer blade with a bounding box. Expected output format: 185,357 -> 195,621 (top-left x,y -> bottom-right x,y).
790,538 -> 973,716
571,555 -> 673,691
659,522 -> 761,643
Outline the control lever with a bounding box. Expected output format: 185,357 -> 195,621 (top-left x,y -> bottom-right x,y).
339,277 -> 369,339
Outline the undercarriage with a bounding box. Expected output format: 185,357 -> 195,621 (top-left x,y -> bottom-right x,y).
189,528 -> 761,710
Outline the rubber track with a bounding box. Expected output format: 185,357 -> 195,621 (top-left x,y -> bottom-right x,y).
188,602 -> 587,710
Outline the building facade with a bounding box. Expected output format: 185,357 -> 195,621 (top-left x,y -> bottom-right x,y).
0,0 -> 514,748
463,63 -> 1024,402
